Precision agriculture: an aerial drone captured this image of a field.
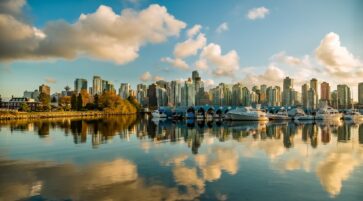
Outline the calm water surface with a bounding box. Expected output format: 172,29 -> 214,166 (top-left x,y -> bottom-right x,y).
0,115 -> 363,201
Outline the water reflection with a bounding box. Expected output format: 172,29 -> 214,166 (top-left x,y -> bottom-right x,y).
1,116 -> 363,200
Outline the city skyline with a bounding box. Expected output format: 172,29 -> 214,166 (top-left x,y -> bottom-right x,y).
0,0 -> 362,99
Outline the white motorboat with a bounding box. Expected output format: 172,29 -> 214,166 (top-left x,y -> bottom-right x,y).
152,110 -> 167,118
224,107 -> 269,121
267,108 -> 291,120
315,106 -> 342,120
293,108 -> 315,121
343,109 -> 363,121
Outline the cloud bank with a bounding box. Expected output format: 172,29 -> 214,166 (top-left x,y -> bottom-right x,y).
0,1 -> 186,64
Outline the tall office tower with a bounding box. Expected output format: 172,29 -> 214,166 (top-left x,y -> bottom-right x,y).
250,91 -> 259,105
359,82 -> 363,105
307,88 -> 317,110
302,83 -> 309,108
147,83 -> 158,108
310,78 -> 318,108
217,83 -> 232,106
260,84 -> 267,104
241,87 -> 250,106
74,78 -> 88,94
39,84 -> 50,95
182,78 -> 195,107
282,76 -> 293,106
192,70 -> 200,82
170,80 -> 182,106
266,86 -> 281,106
337,84 -> 351,109
292,90 -> 301,106
252,86 -> 260,103
119,83 -> 130,99
136,84 -> 147,106
232,83 -> 243,106
156,86 -> 168,107
92,76 -> 102,95
209,87 -> 220,106
331,90 -> 338,108
102,80 -> 109,92
320,82 -> 330,105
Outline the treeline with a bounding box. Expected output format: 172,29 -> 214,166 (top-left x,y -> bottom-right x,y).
59,90 -> 139,113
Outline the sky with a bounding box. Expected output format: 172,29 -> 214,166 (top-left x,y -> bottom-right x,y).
0,0 -> 362,99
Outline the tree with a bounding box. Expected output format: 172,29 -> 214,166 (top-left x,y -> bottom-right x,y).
71,93 -> 77,110
127,96 -> 141,111
80,89 -> 90,106
59,96 -> 71,110
94,94 -> 99,110
19,103 -> 30,112
38,92 -> 50,106
77,94 -> 83,111
38,92 -> 50,111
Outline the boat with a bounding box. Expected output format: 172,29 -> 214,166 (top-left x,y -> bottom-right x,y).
343,109 -> 363,121
151,110 -> 167,118
267,108 -> 291,120
293,108 -> 315,121
224,107 -> 269,121
315,106 -> 342,120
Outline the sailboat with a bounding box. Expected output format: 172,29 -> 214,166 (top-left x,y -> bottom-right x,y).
343,92 -> 363,121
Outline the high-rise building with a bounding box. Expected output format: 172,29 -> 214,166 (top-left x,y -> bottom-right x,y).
136,84 -> 147,107
92,76 -> 102,95
331,90 -> 338,108
310,78 -> 318,108
147,84 -> 157,109
181,78 -> 195,107
301,83 -> 309,108
23,90 -> 40,101
337,84 -> 351,109
170,81 -> 182,106
282,77 -> 293,106
241,87 -> 250,106
74,78 -> 87,93
119,83 -> 130,99
39,84 -> 50,95
232,83 -> 243,106
156,86 -> 168,107
307,88 -> 317,109
260,84 -> 267,105
266,86 -> 281,106
359,82 -> 363,105
320,82 -> 330,104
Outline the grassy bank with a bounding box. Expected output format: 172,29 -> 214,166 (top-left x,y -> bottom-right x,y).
0,111 -> 137,120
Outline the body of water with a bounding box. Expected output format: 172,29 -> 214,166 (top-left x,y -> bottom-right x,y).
0,115 -> 363,201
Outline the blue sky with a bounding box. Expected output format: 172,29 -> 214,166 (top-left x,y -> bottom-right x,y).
0,0 -> 362,98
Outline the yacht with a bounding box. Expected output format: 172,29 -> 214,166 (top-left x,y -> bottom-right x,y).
151,110 -> 167,118
267,108 -> 291,120
343,109 -> 363,121
315,106 -> 342,120
224,107 -> 269,121
293,108 -> 315,121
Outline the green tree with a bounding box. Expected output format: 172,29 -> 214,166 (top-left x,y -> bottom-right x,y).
19,103 -> 30,112
71,93 -> 77,110
38,92 -> 50,111
77,94 -> 83,111
94,94 -> 99,110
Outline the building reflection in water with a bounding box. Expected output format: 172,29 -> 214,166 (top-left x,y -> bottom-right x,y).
1,116 -> 363,200
2,116 -> 363,150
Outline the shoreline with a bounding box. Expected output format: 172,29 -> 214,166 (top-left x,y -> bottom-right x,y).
0,111 -> 138,120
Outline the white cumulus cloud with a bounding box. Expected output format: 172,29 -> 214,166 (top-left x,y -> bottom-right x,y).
315,32 -> 362,76
247,7 -> 269,20
139,71 -> 152,82
174,33 -> 207,58
197,43 -> 240,77
187,24 -> 202,38
0,2 -> 186,64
